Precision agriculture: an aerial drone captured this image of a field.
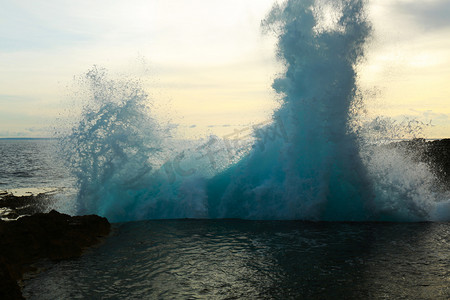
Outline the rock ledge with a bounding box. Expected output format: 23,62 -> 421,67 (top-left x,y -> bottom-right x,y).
0,210 -> 110,299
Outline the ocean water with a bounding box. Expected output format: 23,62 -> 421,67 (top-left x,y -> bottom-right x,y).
0,139 -> 74,190
22,220 -> 450,299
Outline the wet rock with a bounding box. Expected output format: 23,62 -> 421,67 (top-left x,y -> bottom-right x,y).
0,210 -> 110,299
392,138 -> 450,186
0,192 -> 55,221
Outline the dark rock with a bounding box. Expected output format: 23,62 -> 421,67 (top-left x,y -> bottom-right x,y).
391,138 -> 450,186
0,210 -> 110,299
0,192 -> 55,221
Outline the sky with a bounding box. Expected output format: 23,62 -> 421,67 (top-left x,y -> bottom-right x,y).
0,0 -> 449,139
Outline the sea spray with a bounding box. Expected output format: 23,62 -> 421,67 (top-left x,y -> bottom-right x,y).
210,0 -> 450,221
207,0 -> 373,220
60,68 -> 158,219
358,120 -> 450,221
60,0 -> 450,222
60,68 -> 210,220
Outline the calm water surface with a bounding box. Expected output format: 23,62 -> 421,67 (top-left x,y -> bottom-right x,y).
23,220 -> 450,299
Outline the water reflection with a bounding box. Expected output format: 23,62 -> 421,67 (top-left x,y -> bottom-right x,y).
23,220 -> 450,299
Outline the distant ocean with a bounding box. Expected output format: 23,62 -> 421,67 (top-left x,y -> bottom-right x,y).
0,139 -> 74,190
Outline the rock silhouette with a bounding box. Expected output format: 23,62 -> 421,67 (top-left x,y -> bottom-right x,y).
0,210 -> 110,299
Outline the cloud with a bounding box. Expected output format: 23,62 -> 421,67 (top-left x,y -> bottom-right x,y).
419,110 -> 450,121
393,110 -> 450,126
0,94 -> 37,103
393,1 -> 450,30
0,1 -> 93,52
206,124 -> 232,128
0,127 -> 47,138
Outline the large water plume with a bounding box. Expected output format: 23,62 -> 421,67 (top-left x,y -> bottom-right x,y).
60,0 -> 450,222
207,0 -> 373,221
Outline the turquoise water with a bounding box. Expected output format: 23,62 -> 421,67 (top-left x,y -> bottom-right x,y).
59,0 -> 450,223
23,220 -> 450,299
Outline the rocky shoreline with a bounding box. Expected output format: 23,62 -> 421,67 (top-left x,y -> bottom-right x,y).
0,210 -> 110,299
0,189 -> 58,221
